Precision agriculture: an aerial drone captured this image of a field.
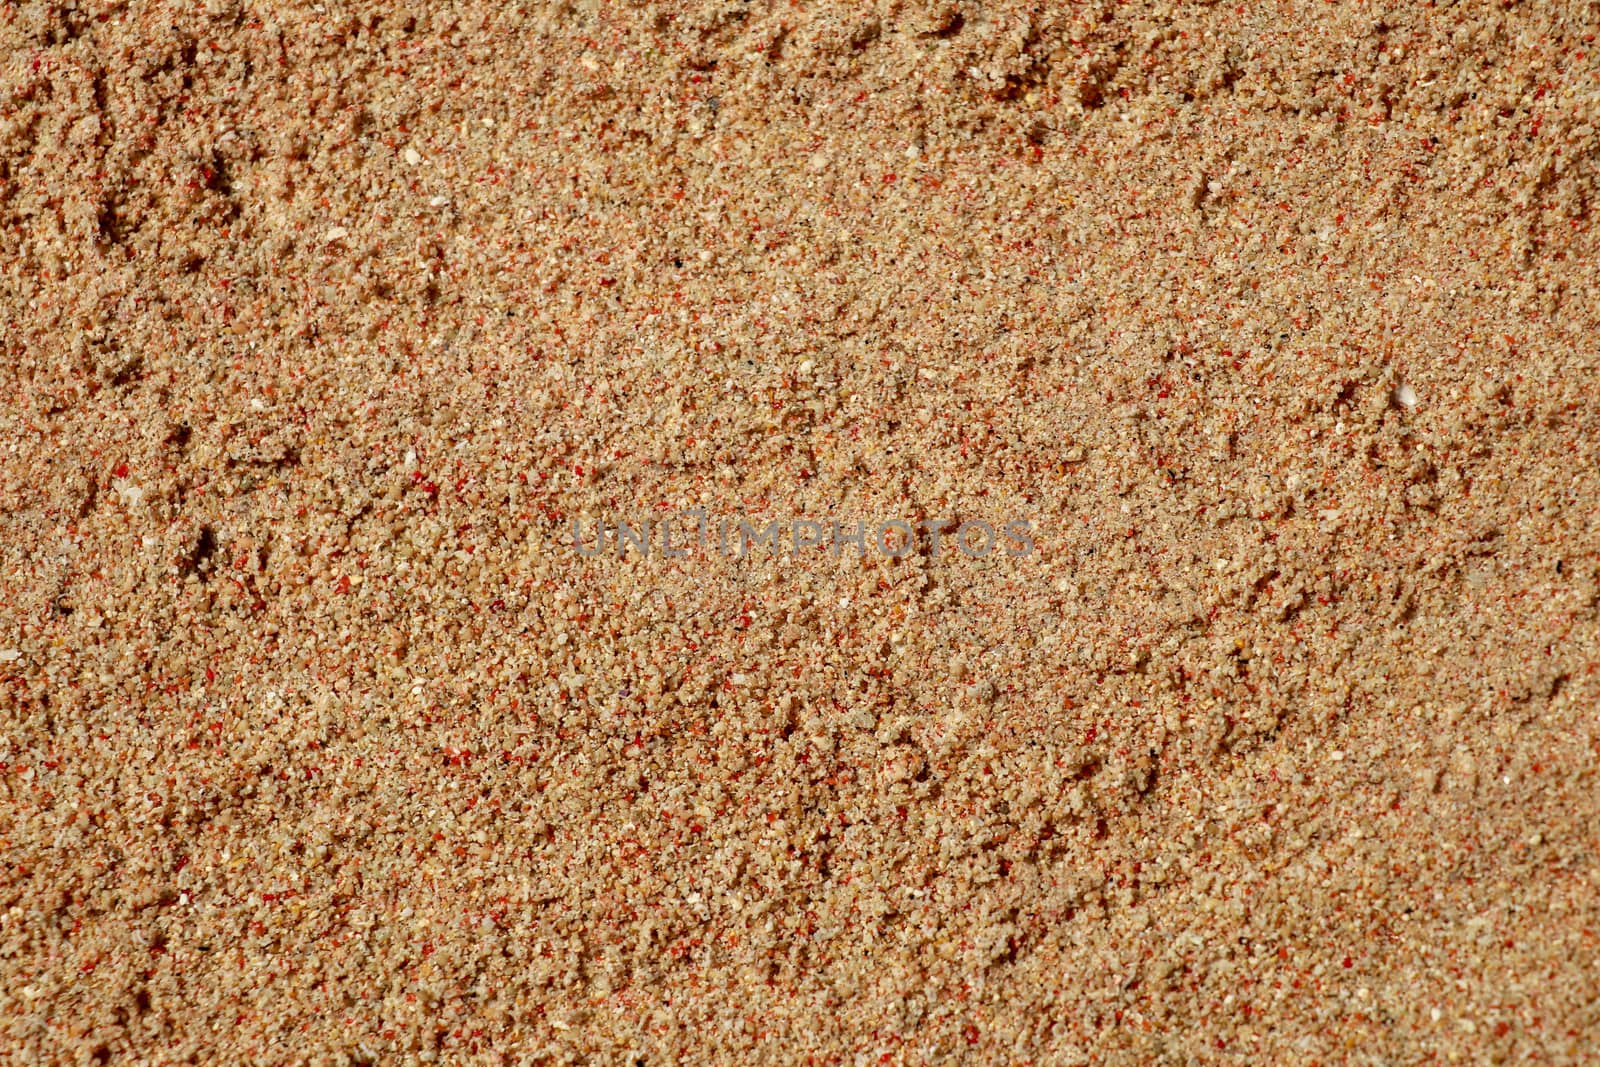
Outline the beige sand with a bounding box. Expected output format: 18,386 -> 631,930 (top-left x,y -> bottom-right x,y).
3,1 -> 1599,1062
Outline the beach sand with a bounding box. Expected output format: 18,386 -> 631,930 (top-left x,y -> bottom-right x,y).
3,1 -> 1599,1062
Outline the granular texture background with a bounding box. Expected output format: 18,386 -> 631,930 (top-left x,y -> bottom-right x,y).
4,1 -> 1600,1063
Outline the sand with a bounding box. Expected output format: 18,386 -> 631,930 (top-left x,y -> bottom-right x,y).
3,1 -> 1599,1063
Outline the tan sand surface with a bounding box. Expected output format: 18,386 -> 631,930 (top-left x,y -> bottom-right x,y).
3,1 -> 1600,1062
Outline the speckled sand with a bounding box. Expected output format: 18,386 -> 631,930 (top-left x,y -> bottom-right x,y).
3,2 -> 1600,1063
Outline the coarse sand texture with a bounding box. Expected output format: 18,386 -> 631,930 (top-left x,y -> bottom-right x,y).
4,1 -> 1600,1063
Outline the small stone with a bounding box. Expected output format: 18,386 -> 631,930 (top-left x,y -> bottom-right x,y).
404,147 -> 423,165
1392,383 -> 1418,409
